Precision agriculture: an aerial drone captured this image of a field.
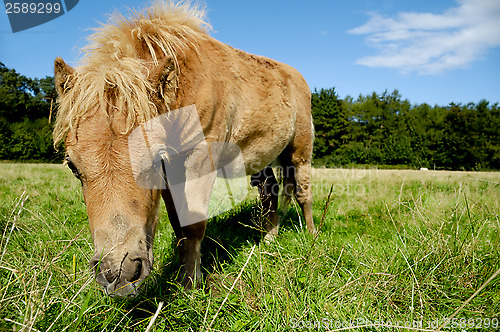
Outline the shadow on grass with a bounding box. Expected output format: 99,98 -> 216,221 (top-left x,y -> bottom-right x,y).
121,200 -> 274,312
121,199 -> 306,318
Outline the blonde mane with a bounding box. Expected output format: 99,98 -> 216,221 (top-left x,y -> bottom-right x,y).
53,1 -> 210,146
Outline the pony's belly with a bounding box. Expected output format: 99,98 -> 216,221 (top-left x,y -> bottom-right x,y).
238,133 -> 292,175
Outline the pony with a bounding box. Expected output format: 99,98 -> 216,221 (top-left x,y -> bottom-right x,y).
54,1 -> 316,297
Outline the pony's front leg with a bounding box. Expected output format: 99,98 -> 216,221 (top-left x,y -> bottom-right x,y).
176,148 -> 216,288
163,186 -> 207,288
178,220 -> 206,287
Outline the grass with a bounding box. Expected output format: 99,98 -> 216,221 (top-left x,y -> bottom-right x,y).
0,163 -> 499,331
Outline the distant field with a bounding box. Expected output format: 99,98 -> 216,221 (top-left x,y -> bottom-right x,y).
1,163 -> 499,331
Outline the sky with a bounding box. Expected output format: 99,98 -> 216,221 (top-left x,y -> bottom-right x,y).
1,0 -> 499,106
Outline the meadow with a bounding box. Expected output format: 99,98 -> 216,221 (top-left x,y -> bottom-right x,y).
0,163 -> 499,331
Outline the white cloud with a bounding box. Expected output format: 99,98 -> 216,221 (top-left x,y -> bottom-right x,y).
348,0 -> 500,74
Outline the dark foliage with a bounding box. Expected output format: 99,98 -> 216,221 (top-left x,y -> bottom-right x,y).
312,88 -> 500,170
0,62 -> 62,162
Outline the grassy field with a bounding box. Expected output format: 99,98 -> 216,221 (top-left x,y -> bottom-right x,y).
0,163 -> 499,331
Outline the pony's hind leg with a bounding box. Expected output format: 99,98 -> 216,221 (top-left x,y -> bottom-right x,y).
293,162 -> 316,234
279,165 -> 296,216
281,135 -> 316,235
251,166 -> 280,241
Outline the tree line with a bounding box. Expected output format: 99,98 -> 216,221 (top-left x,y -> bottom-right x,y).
312,88 -> 500,170
0,62 -> 62,162
0,63 -> 498,170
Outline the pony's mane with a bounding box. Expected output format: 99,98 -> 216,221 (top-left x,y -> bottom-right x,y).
54,1 -> 210,146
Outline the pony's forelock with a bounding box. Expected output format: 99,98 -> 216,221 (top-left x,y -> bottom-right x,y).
53,1 -> 210,146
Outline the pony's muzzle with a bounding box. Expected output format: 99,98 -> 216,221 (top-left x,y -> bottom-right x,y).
90,253 -> 150,298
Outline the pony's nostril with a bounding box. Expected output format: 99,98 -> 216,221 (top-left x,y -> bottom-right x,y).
131,258 -> 143,282
90,257 -> 117,284
90,258 -> 101,275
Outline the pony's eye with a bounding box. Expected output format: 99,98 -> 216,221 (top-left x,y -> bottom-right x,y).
65,157 -> 82,180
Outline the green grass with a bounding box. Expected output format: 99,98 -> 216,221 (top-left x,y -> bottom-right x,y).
1,164 -> 499,331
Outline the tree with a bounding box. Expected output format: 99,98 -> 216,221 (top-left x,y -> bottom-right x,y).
0,62 -> 61,161
309,88 -> 499,170
311,88 -> 349,164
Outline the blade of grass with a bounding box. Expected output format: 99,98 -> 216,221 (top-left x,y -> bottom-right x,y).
144,301 -> 164,332
207,244 -> 256,331
436,266 -> 500,332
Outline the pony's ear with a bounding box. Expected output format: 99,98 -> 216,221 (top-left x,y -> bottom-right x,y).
54,57 -> 76,96
149,56 -> 177,93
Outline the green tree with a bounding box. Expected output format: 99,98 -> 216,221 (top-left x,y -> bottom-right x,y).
0,62 -> 61,161
309,88 -> 499,170
311,88 -> 349,164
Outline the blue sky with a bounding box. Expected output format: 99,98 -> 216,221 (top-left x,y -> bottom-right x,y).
1,0 -> 499,106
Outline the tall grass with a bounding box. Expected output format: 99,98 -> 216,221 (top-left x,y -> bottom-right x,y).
0,164 -> 499,331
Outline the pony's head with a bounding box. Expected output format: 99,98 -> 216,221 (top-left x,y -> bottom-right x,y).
53,1 -> 209,297
54,57 -> 166,297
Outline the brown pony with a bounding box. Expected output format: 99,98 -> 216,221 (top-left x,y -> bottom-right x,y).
54,1 -> 316,297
